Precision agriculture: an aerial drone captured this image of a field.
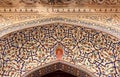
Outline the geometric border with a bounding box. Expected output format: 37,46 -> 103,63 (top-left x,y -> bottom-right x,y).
22,60 -> 97,77
0,17 -> 120,39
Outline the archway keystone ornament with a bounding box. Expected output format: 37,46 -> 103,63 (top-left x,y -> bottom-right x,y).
55,45 -> 64,60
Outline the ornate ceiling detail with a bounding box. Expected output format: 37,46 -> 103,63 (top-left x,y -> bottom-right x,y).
0,23 -> 120,77
0,1 -> 120,77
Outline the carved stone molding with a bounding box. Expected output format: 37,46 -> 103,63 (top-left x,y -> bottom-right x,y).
0,0 -> 120,7
24,61 -> 92,77
0,7 -> 120,13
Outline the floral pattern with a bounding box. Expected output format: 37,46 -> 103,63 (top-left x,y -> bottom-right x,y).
0,23 -> 120,77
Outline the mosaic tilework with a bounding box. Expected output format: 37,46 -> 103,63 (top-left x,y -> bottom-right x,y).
0,23 -> 120,77
26,62 -> 90,77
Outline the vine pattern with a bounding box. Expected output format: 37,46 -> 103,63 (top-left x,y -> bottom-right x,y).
0,23 -> 120,77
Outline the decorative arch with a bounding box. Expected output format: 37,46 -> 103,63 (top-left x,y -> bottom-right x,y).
0,23 -> 120,77
0,17 -> 119,38
22,60 -> 94,77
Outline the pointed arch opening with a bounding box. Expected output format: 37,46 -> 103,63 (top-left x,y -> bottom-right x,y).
22,61 -> 95,77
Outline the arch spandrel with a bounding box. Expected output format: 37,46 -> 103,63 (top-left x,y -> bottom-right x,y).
0,23 -> 120,77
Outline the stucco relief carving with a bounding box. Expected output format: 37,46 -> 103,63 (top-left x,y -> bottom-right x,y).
91,0 -> 120,5
0,0 -> 120,6
0,14 -> 119,39
20,0 -> 38,4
